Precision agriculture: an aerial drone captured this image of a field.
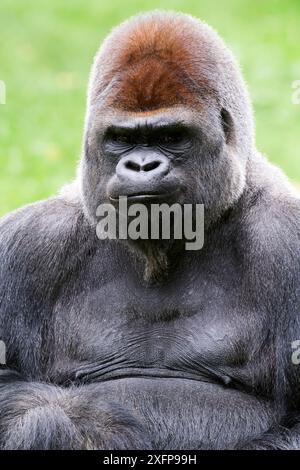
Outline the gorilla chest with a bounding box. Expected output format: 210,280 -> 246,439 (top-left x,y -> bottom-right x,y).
54,276 -> 251,384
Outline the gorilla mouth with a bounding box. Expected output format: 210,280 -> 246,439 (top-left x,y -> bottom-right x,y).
109,189 -> 181,203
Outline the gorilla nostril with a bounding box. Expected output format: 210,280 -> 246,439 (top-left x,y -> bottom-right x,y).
142,161 -> 161,172
125,161 -> 141,172
118,155 -> 169,178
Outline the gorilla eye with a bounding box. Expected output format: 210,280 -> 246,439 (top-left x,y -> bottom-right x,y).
104,131 -> 134,150
112,134 -> 131,145
158,130 -> 186,146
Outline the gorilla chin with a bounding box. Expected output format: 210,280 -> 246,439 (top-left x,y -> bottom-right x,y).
1,11 -> 300,451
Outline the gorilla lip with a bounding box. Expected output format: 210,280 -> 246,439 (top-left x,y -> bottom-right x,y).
109,189 -> 181,203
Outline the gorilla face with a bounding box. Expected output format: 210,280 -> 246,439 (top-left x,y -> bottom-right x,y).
104,116 -> 193,205
81,103 -> 245,228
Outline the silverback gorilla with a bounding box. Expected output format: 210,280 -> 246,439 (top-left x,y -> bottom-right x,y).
1,11 -> 300,450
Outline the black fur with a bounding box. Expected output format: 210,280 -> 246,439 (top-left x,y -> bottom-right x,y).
1,12 -> 300,449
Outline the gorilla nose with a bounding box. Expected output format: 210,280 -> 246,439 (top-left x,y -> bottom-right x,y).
116,153 -> 169,180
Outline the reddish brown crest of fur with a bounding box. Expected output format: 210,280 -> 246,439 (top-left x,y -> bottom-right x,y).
111,58 -> 197,111
102,14 -> 213,112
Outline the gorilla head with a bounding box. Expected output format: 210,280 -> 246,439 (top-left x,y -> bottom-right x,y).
80,12 -> 254,231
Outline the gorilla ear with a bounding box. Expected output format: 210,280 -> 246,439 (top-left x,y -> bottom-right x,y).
220,108 -> 234,144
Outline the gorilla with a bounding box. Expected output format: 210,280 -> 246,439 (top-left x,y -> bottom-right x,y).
1,11 -> 300,450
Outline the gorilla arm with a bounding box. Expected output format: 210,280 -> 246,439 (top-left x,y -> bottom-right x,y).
0,199 -> 150,450
0,370 -> 150,450
234,192 -> 300,450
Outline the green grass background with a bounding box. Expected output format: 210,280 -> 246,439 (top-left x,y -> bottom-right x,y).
0,0 -> 299,216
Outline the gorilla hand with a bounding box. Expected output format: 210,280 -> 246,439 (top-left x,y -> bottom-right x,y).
0,370 -> 151,450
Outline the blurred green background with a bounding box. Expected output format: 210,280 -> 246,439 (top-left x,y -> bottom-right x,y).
0,0 -> 299,216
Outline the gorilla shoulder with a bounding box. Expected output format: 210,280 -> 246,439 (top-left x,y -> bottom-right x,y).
239,166 -> 300,298
0,192 -> 91,294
